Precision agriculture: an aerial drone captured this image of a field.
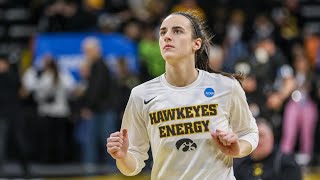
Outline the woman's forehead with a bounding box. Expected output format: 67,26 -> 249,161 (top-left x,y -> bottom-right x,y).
160,14 -> 191,29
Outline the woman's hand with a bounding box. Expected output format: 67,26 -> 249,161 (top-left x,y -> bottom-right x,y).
106,129 -> 129,159
211,129 -> 240,157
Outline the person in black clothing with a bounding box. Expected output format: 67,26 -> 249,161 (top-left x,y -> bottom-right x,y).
234,118 -> 302,180
250,37 -> 295,113
38,0 -> 97,32
0,54 -> 29,177
234,59 -> 267,118
80,37 -> 118,166
249,37 -> 296,142
0,55 -> 20,169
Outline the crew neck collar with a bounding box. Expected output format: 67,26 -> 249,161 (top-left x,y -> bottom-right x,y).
160,69 -> 204,91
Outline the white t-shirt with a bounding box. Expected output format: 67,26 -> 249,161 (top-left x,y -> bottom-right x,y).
119,70 -> 259,180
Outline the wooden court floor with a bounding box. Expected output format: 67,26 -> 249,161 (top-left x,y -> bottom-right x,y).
46,173 -> 320,180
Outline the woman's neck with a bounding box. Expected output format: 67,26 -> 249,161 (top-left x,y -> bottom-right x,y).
165,63 -> 198,87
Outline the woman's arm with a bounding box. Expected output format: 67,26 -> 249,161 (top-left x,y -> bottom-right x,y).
217,80 -> 259,157
107,129 -> 138,176
211,130 -> 256,158
110,89 -> 150,176
116,151 -> 139,175
237,140 -> 253,158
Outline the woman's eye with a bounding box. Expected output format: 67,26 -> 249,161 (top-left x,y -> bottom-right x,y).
160,31 -> 166,36
174,30 -> 181,34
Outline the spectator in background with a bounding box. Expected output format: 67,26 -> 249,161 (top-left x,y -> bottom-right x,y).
21,56 -> 42,163
0,54 -> 21,168
171,0 -> 206,20
80,37 -> 118,167
70,60 -> 92,162
250,37 -> 296,135
38,0 -> 97,32
83,0 -> 105,12
0,54 -> 30,176
33,55 -> 74,163
223,10 -> 249,72
104,0 -> 130,15
122,19 -> 142,43
234,60 -> 266,119
115,57 -> 140,127
252,37 -> 295,110
311,58 -> 320,166
206,5 -> 228,45
252,14 -> 275,42
208,45 -> 225,72
281,52 -> 318,166
139,24 -> 165,81
127,0 -> 148,20
271,0 -> 301,61
73,61 -> 90,99
97,13 -> 122,34
304,30 -> 320,69
234,118 -> 302,180
143,0 -> 167,26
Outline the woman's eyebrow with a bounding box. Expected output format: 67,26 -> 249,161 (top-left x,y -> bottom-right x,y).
172,26 -> 185,31
160,27 -> 167,31
160,26 -> 185,31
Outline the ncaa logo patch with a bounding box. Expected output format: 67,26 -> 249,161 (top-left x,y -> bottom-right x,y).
204,88 -> 215,97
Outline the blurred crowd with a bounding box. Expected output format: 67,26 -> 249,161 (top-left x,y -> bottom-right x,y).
0,0 -> 320,177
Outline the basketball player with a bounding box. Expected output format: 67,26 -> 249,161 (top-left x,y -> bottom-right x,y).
106,11 -> 258,179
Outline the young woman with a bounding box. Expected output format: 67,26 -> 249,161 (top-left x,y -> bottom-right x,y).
106,12 -> 258,179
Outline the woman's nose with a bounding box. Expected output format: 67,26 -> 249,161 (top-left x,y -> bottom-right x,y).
164,33 -> 172,42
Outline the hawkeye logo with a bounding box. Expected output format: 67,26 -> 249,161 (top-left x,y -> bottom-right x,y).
176,138 -> 197,152
204,88 -> 215,97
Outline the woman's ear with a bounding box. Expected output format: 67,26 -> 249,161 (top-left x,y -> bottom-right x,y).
193,38 -> 202,51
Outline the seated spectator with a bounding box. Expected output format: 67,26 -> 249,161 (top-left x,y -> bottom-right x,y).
234,118 -> 302,180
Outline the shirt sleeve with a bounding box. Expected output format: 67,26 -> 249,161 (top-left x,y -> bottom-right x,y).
118,90 -> 150,176
228,79 -> 259,152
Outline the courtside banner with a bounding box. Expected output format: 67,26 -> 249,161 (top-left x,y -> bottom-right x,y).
33,32 -> 138,81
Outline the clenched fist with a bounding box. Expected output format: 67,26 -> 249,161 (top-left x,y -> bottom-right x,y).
106,129 -> 129,159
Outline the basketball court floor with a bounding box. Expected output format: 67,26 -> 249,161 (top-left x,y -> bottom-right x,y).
1,163 -> 319,180
46,173 -> 320,180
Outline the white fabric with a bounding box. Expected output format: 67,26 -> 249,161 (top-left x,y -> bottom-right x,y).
34,71 -> 72,117
120,70 -> 258,179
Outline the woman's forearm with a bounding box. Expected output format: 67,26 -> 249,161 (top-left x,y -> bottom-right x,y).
236,140 -> 253,158
116,152 -> 138,176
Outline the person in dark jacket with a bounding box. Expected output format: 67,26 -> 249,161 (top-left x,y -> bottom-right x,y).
0,54 -> 30,176
80,37 -> 118,167
234,118 -> 302,180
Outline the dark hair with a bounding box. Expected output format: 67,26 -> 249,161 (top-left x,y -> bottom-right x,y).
45,57 -> 60,85
171,11 -> 244,83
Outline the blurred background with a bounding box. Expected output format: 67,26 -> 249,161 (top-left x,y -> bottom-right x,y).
0,0 -> 320,179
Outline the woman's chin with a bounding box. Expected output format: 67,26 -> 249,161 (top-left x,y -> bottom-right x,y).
162,55 -> 176,62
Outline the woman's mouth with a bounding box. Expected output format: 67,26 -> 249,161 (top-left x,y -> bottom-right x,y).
163,45 -> 174,49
